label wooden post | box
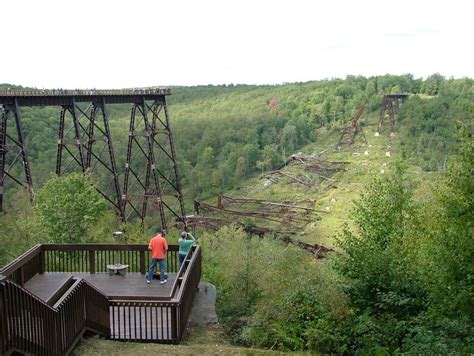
[139,251,146,274]
[19,267,25,286]
[0,279,7,354]
[193,200,200,215]
[39,251,45,274]
[89,250,96,274]
[171,306,179,343]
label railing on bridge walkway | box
[0,243,202,354]
[0,87,171,97]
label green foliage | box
[398,80,474,171]
[201,227,262,325]
[200,226,346,351]
[332,155,474,354]
[0,214,40,267]
[336,165,425,316]
[33,173,107,243]
[407,136,474,319]
[196,128,473,353]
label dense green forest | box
[1,74,473,353]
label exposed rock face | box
[188,282,219,325]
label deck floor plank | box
[24,272,176,301]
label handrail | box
[0,244,182,282]
[0,274,55,311]
[52,278,82,309]
[0,276,110,355]
[46,275,75,306]
[174,245,202,341]
[0,87,171,97]
[42,243,179,251]
[170,245,201,299]
[0,244,42,277]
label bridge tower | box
[0,89,186,231]
[377,94,408,133]
[336,106,367,149]
[0,98,34,211]
[122,95,186,229]
[56,97,124,220]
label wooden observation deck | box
[0,243,201,355]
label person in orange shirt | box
[146,229,168,284]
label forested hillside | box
[1,74,472,204]
[1,75,473,354]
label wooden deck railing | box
[0,243,202,352]
[42,244,181,274]
[175,245,202,338]
[0,244,43,286]
[109,244,202,343]
[0,275,109,356]
[0,244,182,282]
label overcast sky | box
[2,0,473,88]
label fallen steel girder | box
[184,215,298,236]
[263,170,315,187]
[195,200,307,230]
[185,214,334,258]
[281,236,336,258]
[218,195,329,215]
[190,197,335,258]
[276,153,349,174]
[219,195,317,212]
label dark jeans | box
[179,253,187,267]
[147,258,166,282]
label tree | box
[414,137,474,318]
[421,73,445,95]
[280,123,297,153]
[33,173,107,243]
[0,214,38,266]
[261,144,281,171]
[335,166,429,352]
[337,165,423,317]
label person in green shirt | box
[179,231,196,267]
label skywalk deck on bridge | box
[0,87,170,106]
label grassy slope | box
[225,118,430,248]
[73,325,284,355]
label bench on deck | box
[107,263,129,276]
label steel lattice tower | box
[377,94,408,133]
[0,88,186,231]
[336,106,367,149]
